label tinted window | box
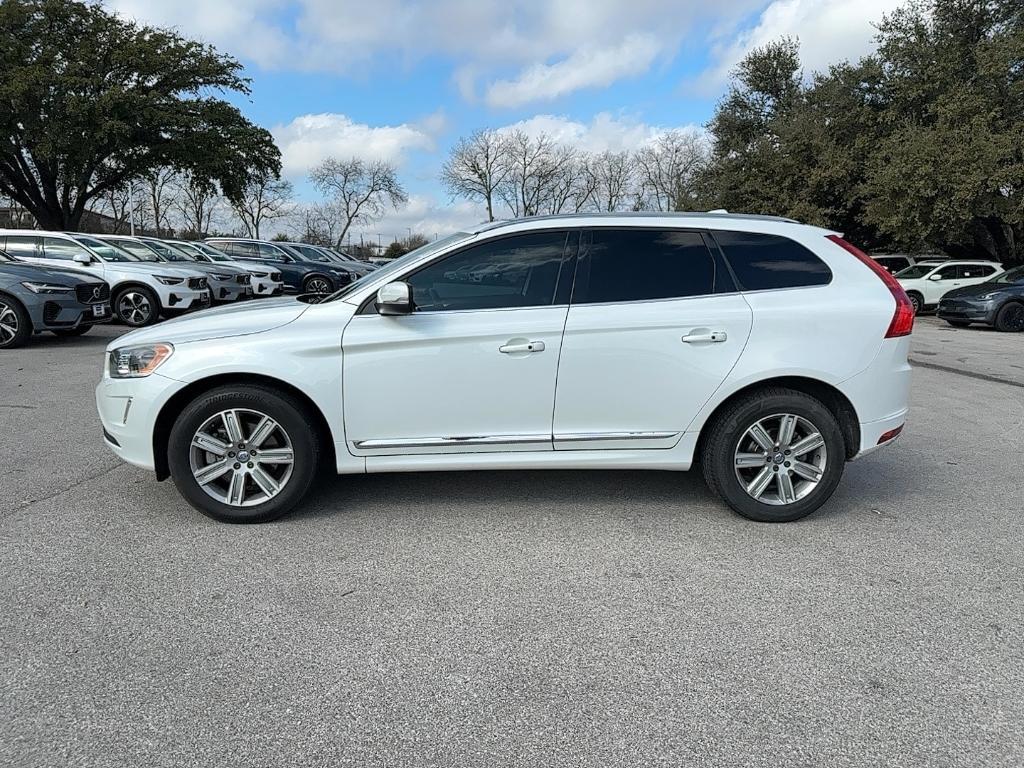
[106,239,160,261]
[574,229,721,304]
[407,231,568,312]
[875,257,909,273]
[255,243,287,261]
[714,231,831,291]
[935,265,959,280]
[42,236,91,261]
[3,235,41,259]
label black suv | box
[205,239,354,295]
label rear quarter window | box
[712,231,832,291]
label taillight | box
[826,234,914,338]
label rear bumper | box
[851,409,907,460]
[836,336,912,456]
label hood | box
[112,261,206,279]
[0,260,97,284]
[944,282,1015,299]
[108,296,311,349]
[174,261,247,276]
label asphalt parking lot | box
[1,317,1022,767]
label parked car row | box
[0,230,376,348]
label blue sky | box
[108,0,902,240]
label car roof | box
[465,211,811,235]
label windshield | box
[144,240,196,262]
[105,238,162,262]
[323,232,473,302]
[74,235,139,262]
[990,265,1024,284]
[895,264,937,279]
[287,243,333,263]
[193,243,232,262]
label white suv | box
[96,214,913,524]
[0,230,211,326]
[896,260,1003,313]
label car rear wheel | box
[907,292,923,315]
[52,325,91,337]
[994,302,1024,333]
[167,385,322,523]
[0,296,31,349]
[303,275,333,295]
[701,388,846,522]
[114,286,159,326]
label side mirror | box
[376,281,413,316]
[928,274,943,281]
[73,253,92,265]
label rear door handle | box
[682,331,728,344]
[499,340,545,354]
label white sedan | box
[896,260,1003,313]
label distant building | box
[0,206,160,236]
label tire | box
[113,285,160,327]
[52,325,91,337]
[0,295,32,349]
[167,385,322,523]
[907,292,923,315]
[303,275,334,295]
[944,319,970,328]
[993,302,1024,333]
[701,388,847,523]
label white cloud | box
[108,0,763,104]
[271,113,439,178]
[485,34,662,108]
[497,113,702,154]
[696,0,904,91]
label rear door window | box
[3,235,41,259]
[958,264,995,279]
[712,231,832,291]
[573,229,725,304]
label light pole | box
[128,179,137,236]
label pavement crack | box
[0,462,124,520]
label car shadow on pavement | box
[293,468,717,523]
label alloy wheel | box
[189,408,295,508]
[733,413,828,506]
[1001,304,1024,332]
[118,291,153,325]
[0,301,18,345]
[306,277,331,294]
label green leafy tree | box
[863,0,1024,264]
[0,0,281,230]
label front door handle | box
[682,331,728,344]
[499,340,545,354]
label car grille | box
[270,272,282,281]
[236,274,251,285]
[188,277,208,290]
[75,283,110,304]
[252,271,269,278]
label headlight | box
[21,281,73,294]
[155,276,184,285]
[109,343,174,378]
[209,273,232,281]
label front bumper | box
[162,288,211,312]
[251,276,283,296]
[96,371,185,471]
[937,297,997,323]
[210,279,254,303]
[28,296,112,330]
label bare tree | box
[584,151,636,212]
[440,129,510,222]
[300,201,344,246]
[496,131,567,218]
[142,167,178,236]
[175,174,224,237]
[85,180,145,233]
[233,175,295,239]
[634,130,709,211]
[309,158,407,247]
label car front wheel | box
[701,388,846,522]
[907,292,923,315]
[167,385,322,523]
[0,296,31,349]
[114,286,160,326]
[303,275,333,295]
[994,302,1024,333]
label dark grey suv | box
[0,249,111,348]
